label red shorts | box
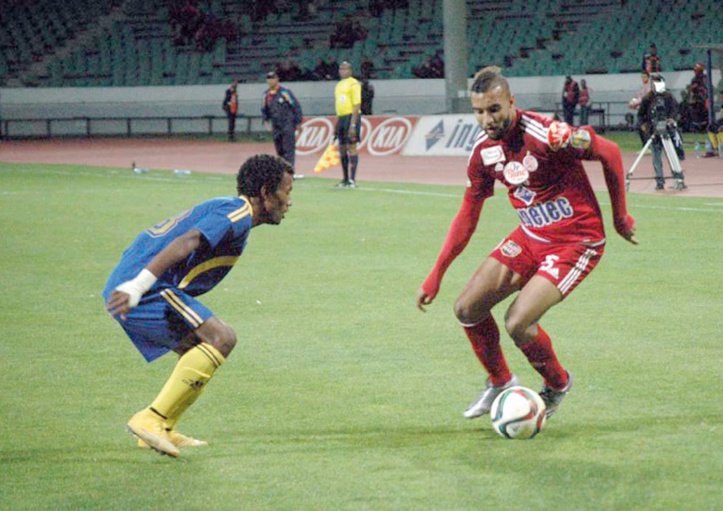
[490,227,605,297]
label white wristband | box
[114,269,157,308]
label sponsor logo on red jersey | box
[503,161,529,185]
[516,197,574,228]
[481,145,505,165]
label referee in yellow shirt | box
[334,61,362,188]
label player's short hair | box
[236,154,294,197]
[470,66,510,95]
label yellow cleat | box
[137,429,208,449]
[127,409,180,458]
[168,429,208,447]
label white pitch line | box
[5,168,723,213]
[356,186,723,213]
[356,187,462,199]
[599,202,723,213]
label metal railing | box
[552,101,636,130]
[1,115,263,138]
[1,102,638,139]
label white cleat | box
[463,374,520,419]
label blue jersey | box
[105,196,252,298]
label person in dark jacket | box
[361,78,374,115]
[222,78,239,141]
[261,71,304,178]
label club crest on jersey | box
[503,161,529,185]
[500,240,522,258]
[547,121,571,151]
[514,186,536,205]
[481,146,506,166]
[523,153,538,172]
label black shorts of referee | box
[335,115,362,144]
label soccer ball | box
[490,386,547,439]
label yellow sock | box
[707,131,718,150]
[149,343,225,427]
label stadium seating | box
[0,0,719,87]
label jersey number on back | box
[146,209,193,238]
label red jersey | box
[465,109,606,246]
[420,108,632,300]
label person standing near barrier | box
[629,71,652,146]
[562,75,579,125]
[416,66,637,420]
[262,70,304,178]
[642,43,662,75]
[222,78,239,141]
[706,103,723,158]
[334,61,362,188]
[579,79,591,126]
[361,77,375,115]
[687,63,709,132]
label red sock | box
[463,315,512,386]
[518,325,569,389]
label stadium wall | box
[1,71,716,131]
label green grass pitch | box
[1,161,721,510]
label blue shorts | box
[103,285,214,362]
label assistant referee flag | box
[313,143,341,173]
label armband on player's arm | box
[421,195,484,299]
[114,269,157,308]
[549,120,597,152]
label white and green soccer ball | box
[490,386,547,439]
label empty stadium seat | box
[1,0,720,86]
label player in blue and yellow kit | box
[104,154,294,458]
[334,61,362,188]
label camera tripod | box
[626,124,686,191]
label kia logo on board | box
[296,117,334,155]
[296,117,413,156]
[361,117,413,156]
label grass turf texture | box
[1,162,721,511]
[601,130,711,153]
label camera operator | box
[638,74,687,190]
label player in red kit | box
[416,66,637,419]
